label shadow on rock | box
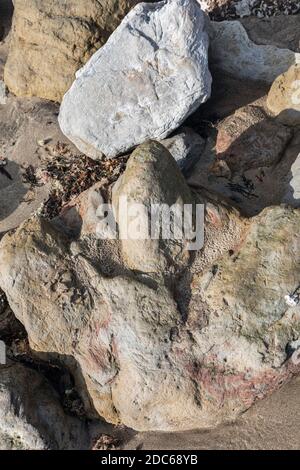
[189,107,300,217]
[0,160,28,222]
[0,0,13,41]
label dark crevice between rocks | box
[0,0,13,41]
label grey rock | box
[239,15,300,52]
[0,80,6,105]
[59,0,211,159]
[161,128,205,174]
[283,152,300,207]
[210,20,300,83]
[0,363,88,449]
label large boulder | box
[0,140,300,431]
[209,19,300,83]
[58,0,211,159]
[239,14,300,52]
[267,64,300,127]
[0,363,88,449]
[4,0,142,102]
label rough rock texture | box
[161,128,205,174]
[124,375,300,450]
[240,15,300,52]
[267,64,300,126]
[283,150,300,206]
[209,19,300,83]
[0,80,6,104]
[4,0,142,102]
[0,140,300,431]
[188,100,299,217]
[112,141,193,275]
[214,103,294,175]
[0,363,88,449]
[58,0,211,159]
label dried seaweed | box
[36,142,128,219]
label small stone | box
[37,138,52,147]
[161,128,205,174]
[0,156,8,167]
[0,81,7,105]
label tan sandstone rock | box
[214,102,293,175]
[112,141,193,275]
[4,0,141,102]
[0,143,300,431]
[267,63,300,126]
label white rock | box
[0,81,7,105]
[58,0,211,159]
[283,152,300,207]
[210,20,300,83]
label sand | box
[121,375,300,449]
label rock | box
[235,0,251,17]
[239,15,300,52]
[213,102,294,175]
[112,141,193,274]
[209,20,300,83]
[283,150,300,207]
[0,175,300,431]
[160,128,205,174]
[200,1,300,20]
[4,0,141,102]
[267,64,300,126]
[0,287,25,343]
[0,363,88,449]
[197,69,269,121]
[58,0,211,159]
[188,106,300,217]
[0,80,6,104]
[0,288,6,316]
